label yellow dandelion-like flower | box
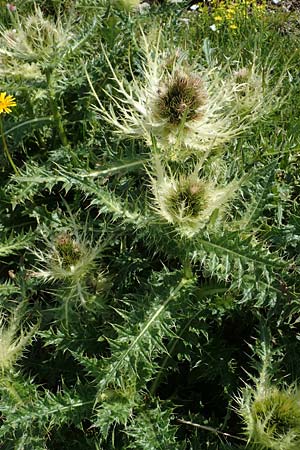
[229,24,238,30]
[0,92,16,114]
[214,15,223,21]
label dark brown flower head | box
[154,71,207,125]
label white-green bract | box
[150,158,240,236]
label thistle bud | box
[31,231,100,284]
[232,65,266,114]
[0,6,73,66]
[54,233,83,270]
[6,4,16,12]
[237,383,300,449]
[151,164,238,235]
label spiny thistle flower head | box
[0,306,37,373]
[0,92,16,114]
[0,6,73,66]
[153,70,207,125]
[234,67,251,83]
[150,159,239,236]
[231,64,268,114]
[90,31,280,160]
[237,382,300,450]
[31,231,101,283]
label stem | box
[0,116,20,176]
[182,257,193,279]
[45,69,69,147]
[177,418,246,442]
[150,315,195,396]
[2,375,23,405]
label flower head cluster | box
[89,30,281,236]
[0,92,16,114]
[93,31,275,161]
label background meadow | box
[0,1,300,449]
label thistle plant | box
[90,31,281,160]
[0,2,298,449]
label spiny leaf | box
[0,232,34,257]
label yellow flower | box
[214,15,223,21]
[229,24,238,30]
[0,92,16,114]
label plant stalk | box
[183,258,193,279]
[0,117,20,176]
[45,69,69,147]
